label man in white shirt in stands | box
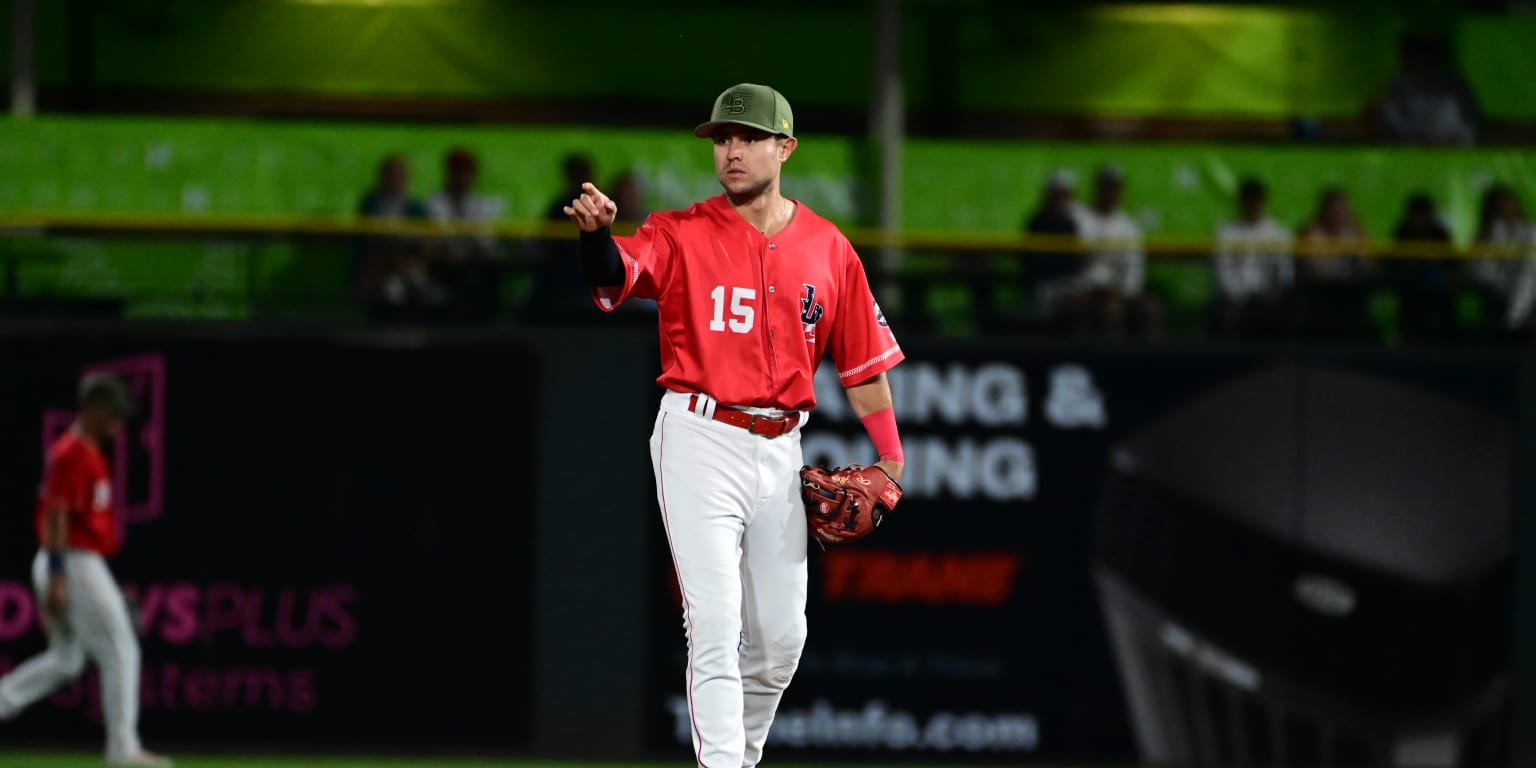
[1212,177,1295,337]
[424,146,507,321]
[1496,228,1536,334]
[426,146,505,260]
[1471,184,1536,334]
[1058,164,1160,338]
[1072,164,1145,298]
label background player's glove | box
[799,464,902,544]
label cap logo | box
[781,119,789,130]
[723,92,752,115]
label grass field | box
[0,758,709,768]
[0,758,705,768]
[0,758,1059,768]
[0,759,814,768]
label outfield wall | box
[0,324,1528,765]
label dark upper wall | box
[4,0,1535,136]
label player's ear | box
[778,136,797,162]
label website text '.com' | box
[668,698,1039,752]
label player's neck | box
[729,187,795,237]
[70,421,101,450]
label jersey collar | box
[710,194,807,243]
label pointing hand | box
[563,182,619,232]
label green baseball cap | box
[693,83,794,139]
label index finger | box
[582,182,603,198]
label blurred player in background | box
[0,374,172,768]
[565,83,905,768]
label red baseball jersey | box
[595,195,903,411]
[35,430,119,557]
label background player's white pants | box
[651,392,809,768]
[0,550,144,760]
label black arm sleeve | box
[579,227,625,287]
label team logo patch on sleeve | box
[801,284,825,343]
[875,298,889,328]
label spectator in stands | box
[1022,170,1083,325]
[428,146,505,258]
[609,171,650,227]
[1378,32,1479,147]
[1212,178,1294,337]
[1298,187,1369,280]
[1389,191,1457,342]
[529,153,599,319]
[1476,184,1530,248]
[530,159,653,320]
[360,153,426,221]
[1060,164,1160,339]
[1393,191,1454,244]
[353,153,443,317]
[1473,184,1536,332]
[1296,186,1370,338]
[545,153,596,223]
[426,146,507,322]
[1073,164,1143,299]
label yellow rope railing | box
[2,212,1532,261]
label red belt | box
[688,394,801,438]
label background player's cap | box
[693,83,794,139]
[78,372,134,418]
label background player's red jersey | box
[595,195,903,411]
[35,430,120,557]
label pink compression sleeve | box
[859,406,904,464]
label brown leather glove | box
[799,464,902,544]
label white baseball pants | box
[0,550,145,761]
[651,391,809,768]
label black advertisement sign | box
[0,331,538,750]
[644,342,1520,766]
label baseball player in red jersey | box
[565,83,906,768]
[0,374,172,768]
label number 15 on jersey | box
[709,285,756,333]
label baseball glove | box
[799,464,902,544]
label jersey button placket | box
[761,241,779,392]
[768,283,776,335]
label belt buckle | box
[748,413,785,437]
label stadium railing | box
[1,214,1531,348]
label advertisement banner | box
[0,331,538,750]
[644,342,1519,765]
